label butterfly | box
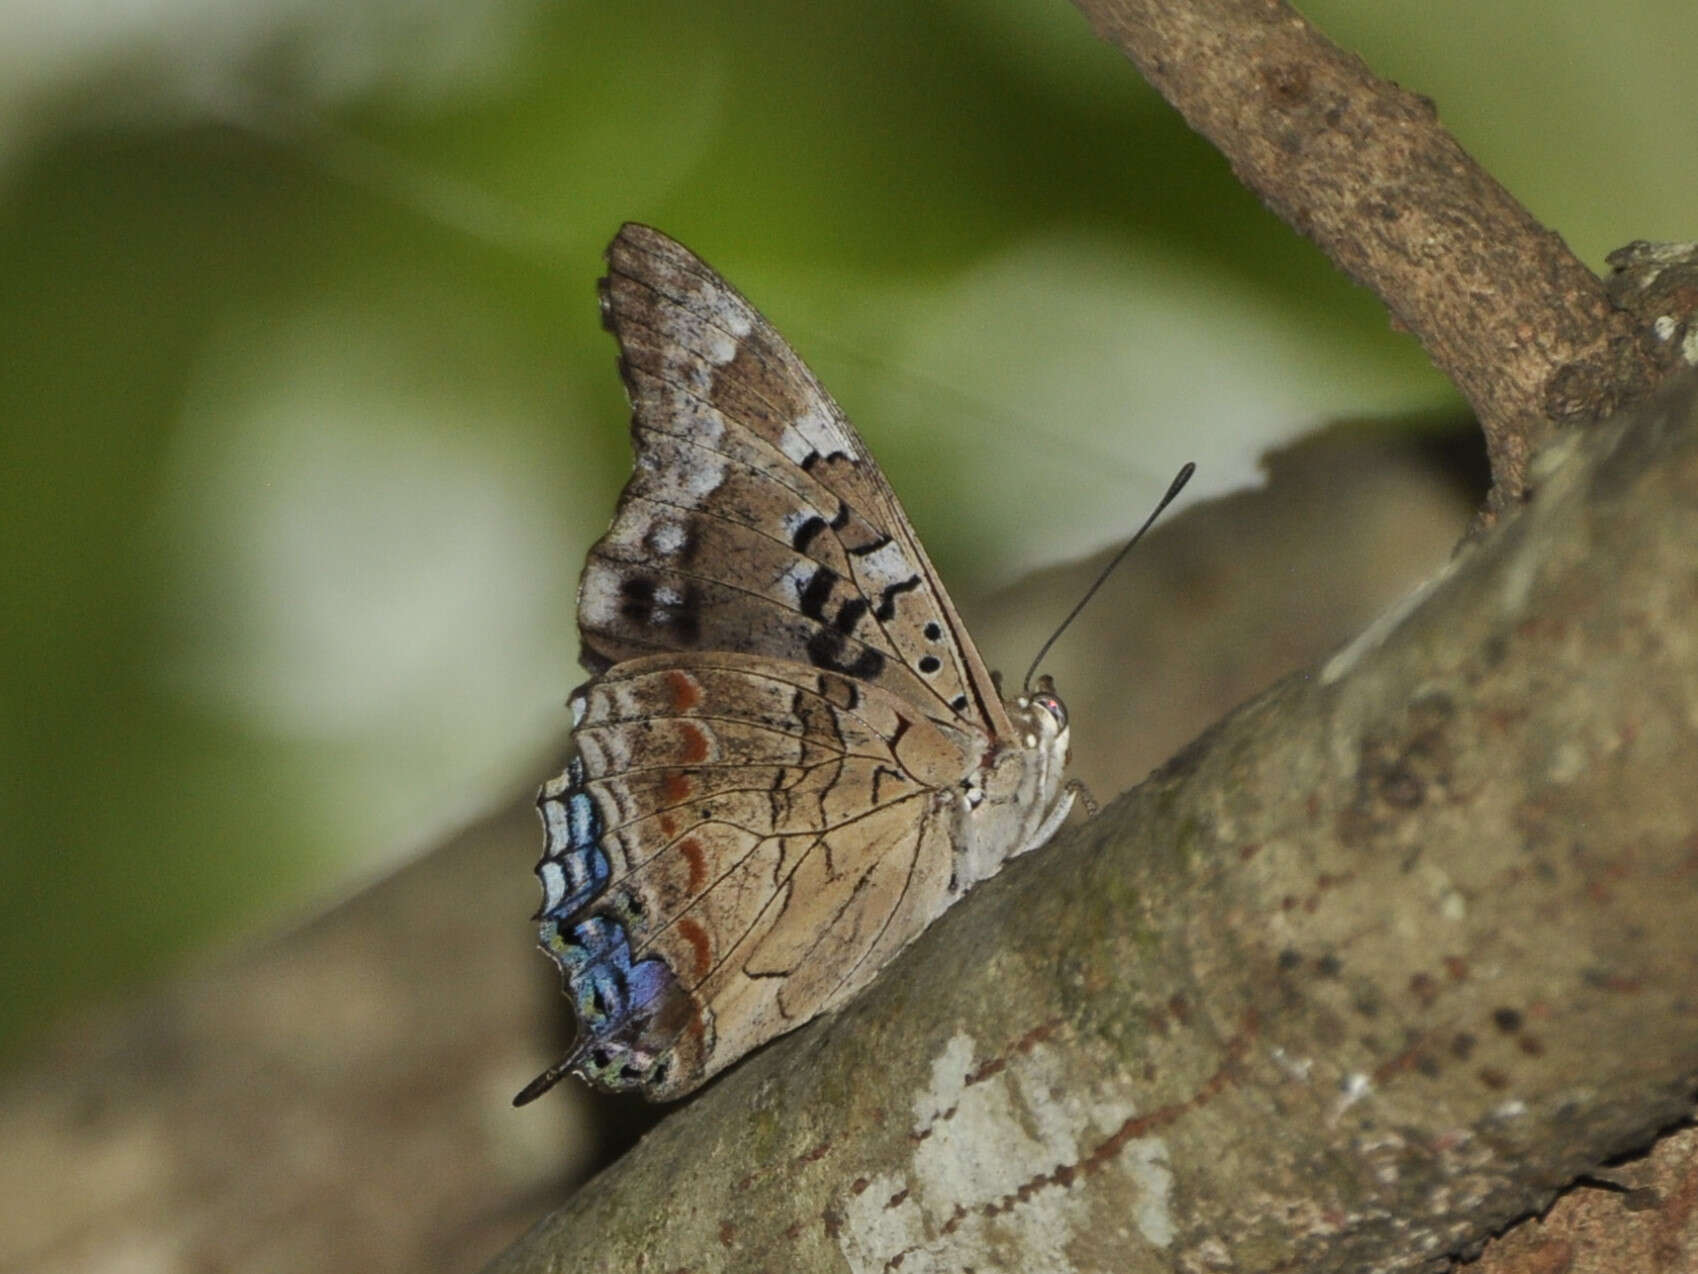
[516,224,1076,1104]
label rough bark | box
[0,431,1474,1274]
[485,376,1698,1272]
[0,798,603,1274]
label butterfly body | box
[526,225,1073,1102]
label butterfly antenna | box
[1022,462,1195,694]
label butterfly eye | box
[1037,694,1068,729]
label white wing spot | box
[579,574,619,628]
[701,326,739,366]
[649,520,688,555]
[777,425,815,465]
[539,860,568,910]
[795,402,858,459]
[679,452,727,499]
[775,559,815,601]
[857,538,915,589]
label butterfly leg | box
[1065,778,1100,819]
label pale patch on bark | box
[1121,1137,1175,1248]
[836,1031,1171,1272]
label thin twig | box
[1071,0,1673,516]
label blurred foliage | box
[1,0,1693,1060]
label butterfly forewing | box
[584,223,1011,735]
[526,224,1073,1103]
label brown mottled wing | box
[579,222,1014,739]
[542,651,976,1098]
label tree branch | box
[1071,0,1679,516]
[0,801,595,1274]
[486,375,1698,1272]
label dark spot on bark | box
[1380,763,1425,807]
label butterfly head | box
[1026,674,1069,750]
[1010,673,1070,769]
[955,673,1073,874]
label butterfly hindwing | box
[536,651,977,1098]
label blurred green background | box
[3,0,1693,1061]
